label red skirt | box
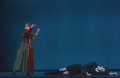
[28,43,34,72]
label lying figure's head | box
[97,66,106,72]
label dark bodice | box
[23,29,35,38]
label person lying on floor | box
[45,62,118,76]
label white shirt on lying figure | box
[59,68,67,71]
[63,71,69,75]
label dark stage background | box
[0,0,120,71]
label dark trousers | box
[45,64,82,75]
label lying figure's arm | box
[109,72,119,76]
[86,72,92,76]
[63,71,69,75]
[59,68,67,71]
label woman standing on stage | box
[13,23,40,75]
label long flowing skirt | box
[13,41,34,73]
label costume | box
[45,64,81,75]
[13,28,36,73]
[45,62,109,75]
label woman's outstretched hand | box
[35,28,40,36]
[31,24,36,28]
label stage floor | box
[0,72,120,78]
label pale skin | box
[25,23,40,33]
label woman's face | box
[25,26,31,30]
[25,23,31,30]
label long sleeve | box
[23,30,36,40]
